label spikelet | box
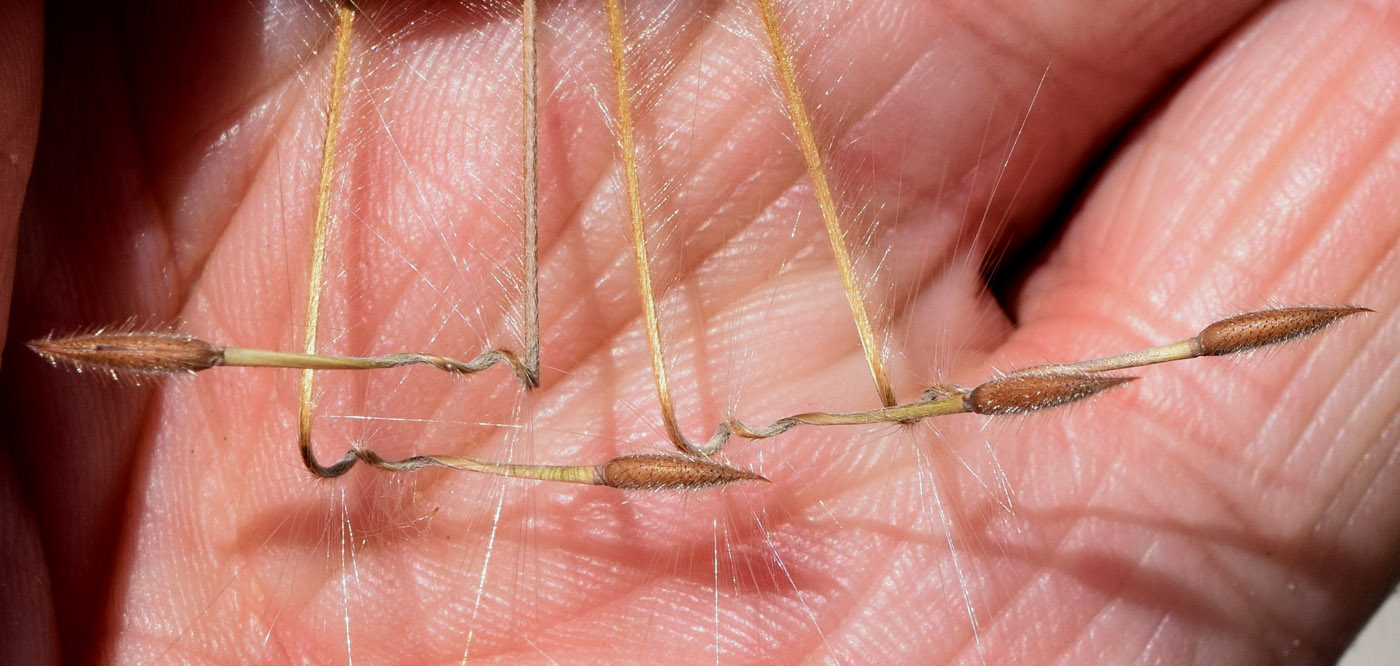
[1195,306,1371,356]
[966,372,1137,415]
[28,329,224,378]
[600,454,768,490]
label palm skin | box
[2,0,1398,664]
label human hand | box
[2,1,1396,664]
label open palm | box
[2,1,1397,664]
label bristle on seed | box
[600,454,768,490]
[28,330,224,377]
[1195,306,1371,356]
[967,372,1137,415]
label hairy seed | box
[600,454,767,490]
[967,373,1137,415]
[29,331,224,376]
[1195,306,1371,356]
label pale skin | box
[2,0,1399,664]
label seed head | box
[1195,306,1371,356]
[600,453,768,490]
[967,372,1137,415]
[29,330,224,378]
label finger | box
[0,1,59,664]
[999,0,1400,659]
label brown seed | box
[28,330,224,377]
[600,453,768,490]
[967,372,1137,415]
[1195,306,1371,356]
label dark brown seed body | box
[28,331,225,376]
[967,373,1136,415]
[1196,306,1371,356]
[600,453,767,490]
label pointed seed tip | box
[728,464,769,483]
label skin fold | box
[2,0,1398,663]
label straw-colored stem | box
[603,0,704,455]
[1012,340,1199,376]
[754,0,896,408]
[224,346,536,381]
[520,0,541,386]
[287,2,581,483]
[298,5,356,477]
